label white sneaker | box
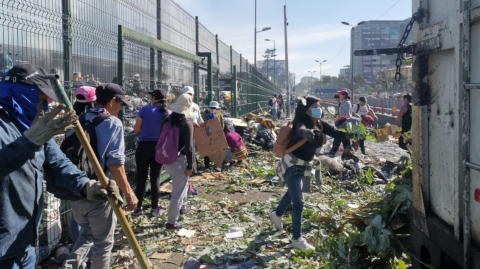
[269,212,283,230]
[292,237,315,251]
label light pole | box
[308,71,316,95]
[265,39,276,84]
[315,59,327,86]
[341,21,365,85]
[254,0,271,68]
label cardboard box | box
[194,118,228,167]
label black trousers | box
[135,141,162,210]
[329,138,351,155]
[359,139,366,151]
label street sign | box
[220,78,232,91]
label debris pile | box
[109,137,413,269]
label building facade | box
[351,18,413,82]
[339,65,350,78]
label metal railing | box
[1,0,281,264]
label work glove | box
[24,103,78,146]
[85,180,123,203]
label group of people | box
[331,89,412,155]
[0,62,414,268]
[269,93,285,121]
[73,72,102,90]
[268,90,413,251]
[0,62,248,269]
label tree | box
[374,70,390,91]
[322,75,332,84]
[352,74,367,94]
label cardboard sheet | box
[194,118,228,159]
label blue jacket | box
[0,110,89,261]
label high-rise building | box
[351,18,413,82]
[339,65,350,78]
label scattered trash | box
[150,252,172,260]
[225,231,243,239]
[177,228,196,238]
[227,226,245,232]
[183,257,201,269]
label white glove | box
[24,103,78,145]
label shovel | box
[46,75,150,269]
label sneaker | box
[361,150,368,155]
[166,222,186,230]
[180,208,192,216]
[151,208,166,216]
[269,212,283,230]
[292,237,315,251]
[187,183,197,196]
[133,207,143,217]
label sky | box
[174,0,412,83]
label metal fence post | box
[195,16,200,101]
[198,52,212,103]
[232,65,237,117]
[61,0,73,102]
[150,48,155,91]
[230,45,233,75]
[215,35,220,102]
[118,25,125,123]
[156,0,162,88]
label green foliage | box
[359,168,377,184]
[346,121,368,141]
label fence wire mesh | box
[0,0,280,264]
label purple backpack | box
[155,121,182,164]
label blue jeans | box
[275,165,306,240]
[271,108,277,121]
[0,246,36,269]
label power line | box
[377,0,404,20]
[329,37,350,63]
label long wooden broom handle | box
[47,75,150,269]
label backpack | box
[56,113,111,200]
[155,119,182,164]
[353,103,360,114]
[335,115,350,127]
[268,98,274,106]
[273,121,307,157]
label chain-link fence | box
[0,0,280,264]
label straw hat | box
[170,94,192,115]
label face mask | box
[309,107,322,119]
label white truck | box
[409,0,480,268]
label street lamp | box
[265,39,276,84]
[254,0,271,68]
[315,59,327,85]
[341,21,366,84]
[308,71,316,95]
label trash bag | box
[183,257,201,269]
[254,129,276,151]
